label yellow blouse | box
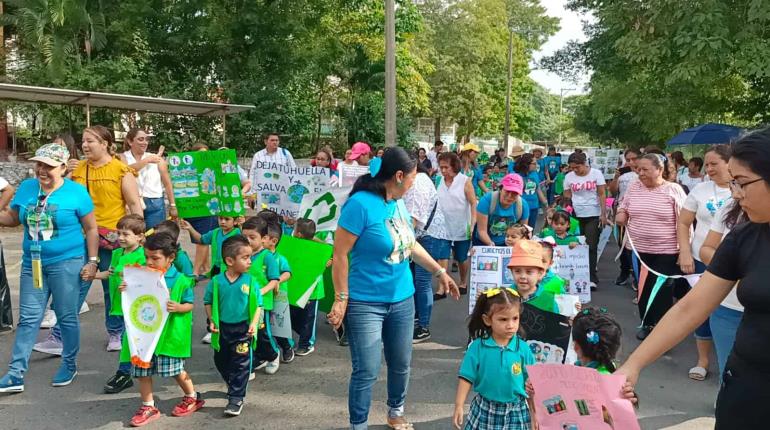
[72,158,135,230]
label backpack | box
[488,191,524,222]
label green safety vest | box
[108,247,146,316]
[249,251,271,310]
[524,289,559,314]
[208,228,241,276]
[209,274,262,352]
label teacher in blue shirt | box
[329,147,459,430]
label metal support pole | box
[222,112,227,147]
[384,0,397,147]
[86,98,91,127]
[503,29,513,150]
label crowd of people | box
[0,126,766,430]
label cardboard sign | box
[121,267,170,368]
[168,149,245,218]
[252,161,330,218]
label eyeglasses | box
[316,157,329,162]
[729,177,763,192]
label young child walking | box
[507,240,558,314]
[154,220,194,277]
[571,307,622,374]
[204,235,263,416]
[505,223,531,247]
[126,233,203,427]
[540,210,580,247]
[453,287,536,430]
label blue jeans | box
[710,305,743,378]
[346,297,414,428]
[414,236,440,329]
[8,256,85,377]
[143,197,166,229]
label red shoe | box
[171,393,205,417]
[130,405,161,427]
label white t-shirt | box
[680,174,705,192]
[427,150,439,172]
[564,168,606,217]
[709,205,743,312]
[683,181,732,262]
[617,171,638,202]
[123,151,163,198]
[0,177,9,191]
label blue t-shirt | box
[521,172,541,209]
[174,247,195,277]
[165,266,194,304]
[201,227,241,268]
[459,336,534,403]
[12,178,94,266]
[544,155,561,179]
[535,158,546,181]
[338,191,416,303]
[476,192,530,246]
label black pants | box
[0,244,12,331]
[289,301,318,349]
[213,321,252,402]
[577,216,600,283]
[715,353,770,429]
[637,253,680,327]
[616,225,633,279]
[253,311,279,363]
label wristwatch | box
[335,292,349,302]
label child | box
[204,235,263,416]
[504,223,531,247]
[125,233,203,427]
[453,287,535,430]
[289,218,327,356]
[571,307,622,374]
[538,241,568,295]
[154,220,194,277]
[99,214,146,395]
[241,217,282,375]
[540,211,580,248]
[477,164,494,198]
[507,240,558,314]
[553,164,568,197]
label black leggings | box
[715,353,770,429]
[637,253,681,327]
[577,216,600,283]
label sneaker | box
[79,302,90,314]
[631,296,639,305]
[171,392,205,417]
[253,360,268,371]
[589,282,597,291]
[51,367,77,387]
[33,332,63,356]
[413,326,431,344]
[201,333,212,344]
[0,373,24,393]
[615,274,629,286]
[636,326,652,341]
[40,309,57,329]
[130,405,161,427]
[281,348,295,363]
[265,356,280,375]
[295,346,315,356]
[107,333,122,352]
[333,326,348,346]
[104,372,134,394]
[224,399,244,417]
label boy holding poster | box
[507,240,559,314]
[124,233,203,427]
[204,235,263,416]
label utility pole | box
[385,0,397,147]
[502,28,513,150]
[559,87,575,146]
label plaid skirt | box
[465,394,531,430]
[132,355,185,378]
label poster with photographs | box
[585,149,622,180]
[552,244,592,303]
[468,246,513,314]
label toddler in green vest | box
[123,233,204,427]
[153,220,194,277]
[181,215,242,278]
[95,214,146,395]
[540,210,580,247]
[204,235,263,417]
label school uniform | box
[250,249,281,363]
[204,273,262,403]
[290,272,325,350]
[200,227,241,277]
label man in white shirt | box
[427,140,443,176]
[248,133,296,187]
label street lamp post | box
[385,0,397,147]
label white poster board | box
[337,164,370,188]
[298,187,351,233]
[122,267,170,368]
[270,286,293,339]
[252,161,330,218]
[468,246,514,314]
[552,244,592,303]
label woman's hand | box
[678,252,695,274]
[452,405,465,429]
[168,205,179,220]
[439,273,461,300]
[600,212,608,226]
[209,322,219,333]
[621,380,638,405]
[80,262,97,281]
[67,159,80,172]
[614,363,640,402]
[327,300,347,329]
[179,219,192,230]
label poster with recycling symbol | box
[121,266,170,369]
[167,149,245,218]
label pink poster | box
[528,364,640,430]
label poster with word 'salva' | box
[168,150,245,218]
[253,161,330,218]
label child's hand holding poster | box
[121,266,170,368]
[528,364,640,430]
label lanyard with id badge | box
[28,189,54,289]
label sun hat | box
[30,143,70,167]
[506,240,547,270]
[500,173,524,194]
[350,142,372,160]
[509,146,526,158]
[461,143,481,153]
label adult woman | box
[459,143,481,193]
[119,129,177,228]
[403,162,448,342]
[328,147,459,430]
[671,150,688,183]
[563,152,607,288]
[513,153,548,228]
[436,152,476,294]
[313,148,337,172]
[617,129,770,429]
[416,147,431,173]
[676,145,732,381]
[475,173,529,246]
[616,154,686,340]
[0,144,98,392]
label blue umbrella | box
[667,123,744,145]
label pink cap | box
[350,142,372,160]
[500,173,524,194]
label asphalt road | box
[0,228,718,429]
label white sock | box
[142,400,155,407]
[185,392,196,399]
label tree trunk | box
[434,116,441,143]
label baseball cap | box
[500,173,524,194]
[350,142,372,160]
[507,240,547,270]
[30,143,69,167]
[461,143,481,153]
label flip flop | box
[387,416,414,430]
[433,293,447,301]
[688,366,708,381]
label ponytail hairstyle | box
[514,153,535,176]
[84,125,117,156]
[350,146,416,199]
[670,150,687,168]
[468,288,523,341]
[505,223,531,241]
[705,144,731,163]
[124,128,145,151]
[641,152,671,181]
[572,307,622,372]
[551,210,571,226]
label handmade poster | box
[276,236,333,307]
[298,187,351,233]
[468,246,514,314]
[121,266,170,368]
[168,149,245,218]
[270,285,293,339]
[337,164,370,187]
[528,364,640,430]
[552,244,591,303]
[252,161,330,218]
[521,303,573,365]
[318,267,336,314]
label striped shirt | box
[620,180,686,254]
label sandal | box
[387,416,414,430]
[688,366,708,381]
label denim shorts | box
[434,239,471,263]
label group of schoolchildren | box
[99,209,326,427]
